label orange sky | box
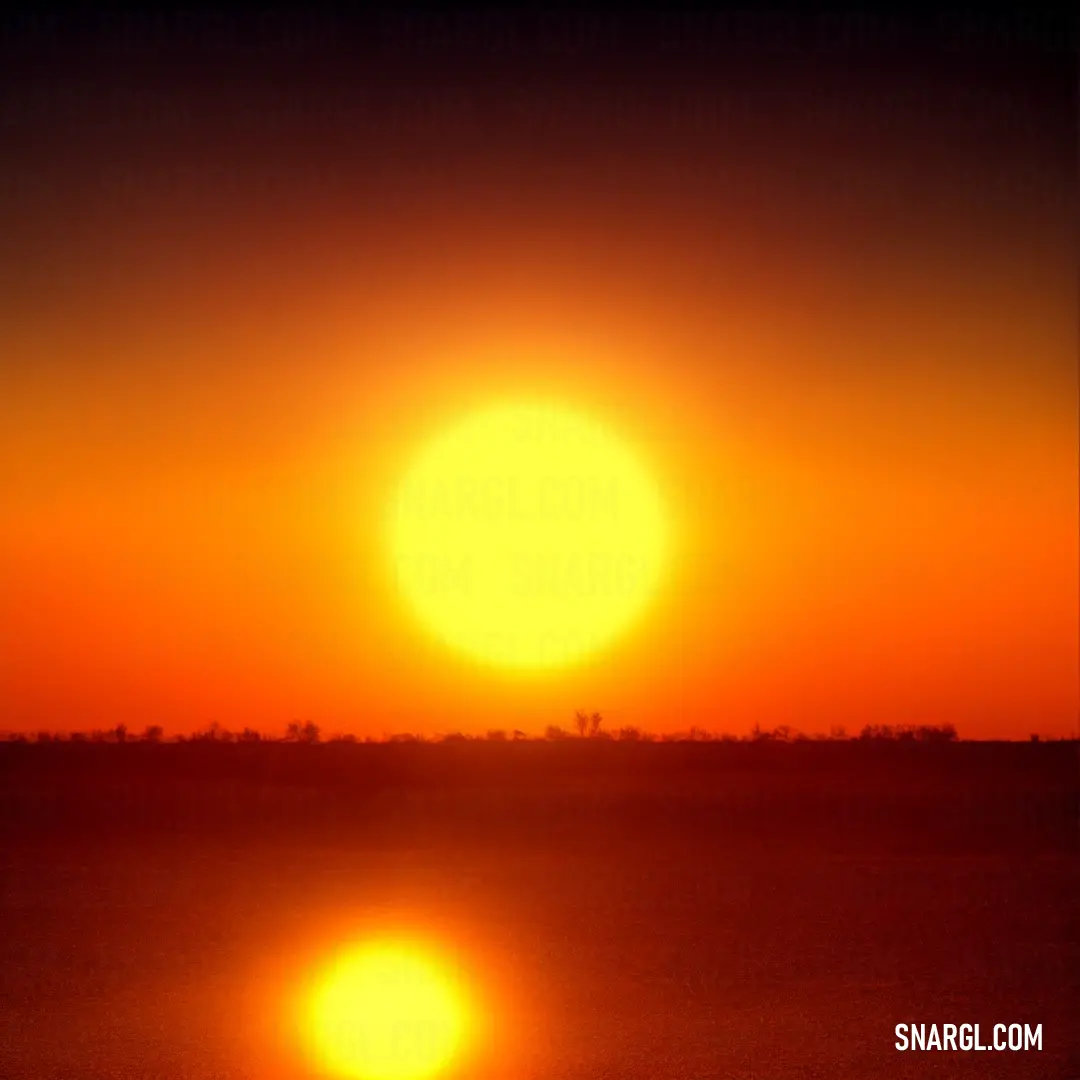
[1,15,1076,739]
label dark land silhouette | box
[2,726,1076,851]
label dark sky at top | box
[2,9,1074,210]
[2,10,1075,361]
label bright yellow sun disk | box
[389,401,667,671]
[306,943,468,1080]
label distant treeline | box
[0,716,976,745]
[2,726,1076,856]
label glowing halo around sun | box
[304,941,469,1080]
[388,401,668,672]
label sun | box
[304,941,469,1080]
[388,400,668,671]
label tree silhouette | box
[589,712,603,737]
[285,720,321,744]
[141,724,164,743]
[917,723,957,743]
[574,710,589,737]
